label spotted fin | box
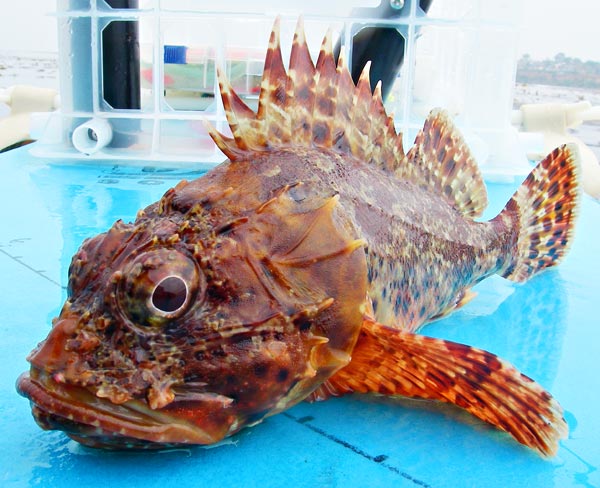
[206,17,494,216]
[257,17,291,144]
[204,17,406,173]
[405,109,488,218]
[497,144,581,282]
[311,317,567,457]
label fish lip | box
[16,369,221,448]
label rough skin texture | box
[17,18,580,456]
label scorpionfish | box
[17,18,580,456]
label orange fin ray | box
[331,52,355,154]
[367,82,404,172]
[349,63,374,162]
[206,17,491,210]
[205,18,409,170]
[498,144,581,282]
[286,17,317,145]
[312,28,337,147]
[257,16,291,144]
[203,122,249,161]
[405,109,488,218]
[313,318,567,457]
[216,69,262,152]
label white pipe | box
[0,85,59,151]
[512,102,600,199]
[72,118,113,155]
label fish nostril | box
[151,276,188,314]
[26,317,79,370]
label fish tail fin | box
[496,144,581,282]
[311,318,567,457]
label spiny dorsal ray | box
[205,17,488,219]
[205,17,402,164]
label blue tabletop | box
[1,145,599,488]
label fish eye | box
[117,249,203,328]
[151,276,188,314]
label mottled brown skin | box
[17,19,578,455]
[16,143,566,450]
[186,148,514,332]
[17,155,367,447]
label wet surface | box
[1,145,599,487]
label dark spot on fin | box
[321,318,568,457]
[204,16,407,175]
[497,144,581,282]
[405,109,488,218]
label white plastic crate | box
[34,0,523,174]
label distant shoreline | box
[0,52,58,90]
[514,82,600,108]
[516,53,600,90]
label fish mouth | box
[16,368,230,449]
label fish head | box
[17,180,368,448]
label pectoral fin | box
[311,317,567,457]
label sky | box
[0,0,599,62]
[517,0,600,61]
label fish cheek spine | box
[168,190,370,430]
[76,186,367,435]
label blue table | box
[1,145,599,487]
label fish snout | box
[26,315,81,374]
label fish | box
[16,18,580,457]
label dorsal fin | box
[330,51,355,154]
[204,17,407,167]
[205,18,486,219]
[285,17,317,145]
[257,16,291,144]
[404,109,488,218]
[312,28,337,147]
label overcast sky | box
[517,0,600,61]
[0,0,598,62]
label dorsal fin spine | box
[286,17,317,145]
[404,109,488,218]
[332,52,354,153]
[313,28,337,147]
[349,62,373,162]
[207,18,486,219]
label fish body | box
[163,140,510,334]
[17,19,580,456]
